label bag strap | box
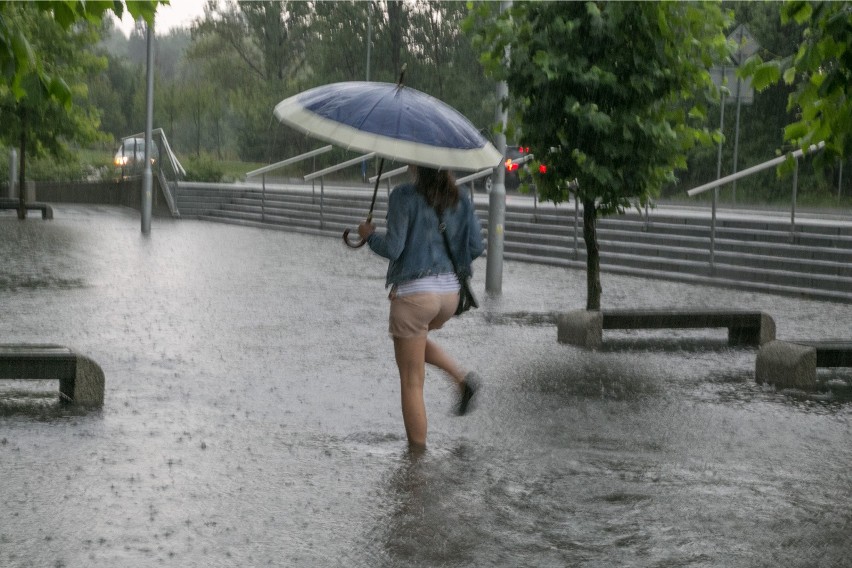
[435,208,463,277]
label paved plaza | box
[1,205,850,567]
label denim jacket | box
[367,183,485,287]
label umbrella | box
[274,81,501,172]
[273,74,501,247]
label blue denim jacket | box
[367,183,485,287]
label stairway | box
[175,181,852,303]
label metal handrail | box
[366,165,408,198]
[368,166,408,184]
[455,168,493,185]
[686,142,825,197]
[686,141,825,271]
[245,145,332,178]
[243,145,336,224]
[300,153,376,229]
[456,168,493,201]
[304,153,375,181]
[123,128,185,218]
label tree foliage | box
[673,2,803,201]
[741,1,852,166]
[0,0,158,218]
[0,0,159,102]
[406,1,491,128]
[468,1,730,308]
[0,6,104,157]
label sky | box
[115,0,208,36]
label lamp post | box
[141,19,155,234]
[728,24,759,205]
[486,0,511,296]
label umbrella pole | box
[343,158,385,248]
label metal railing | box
[122,129,185,217]
[304,153,375,229]
[368,165,409,200]
[245,145,333,222]
[686,141,826,272]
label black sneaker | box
[455,372,480,416]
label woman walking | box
[358,166,485,449]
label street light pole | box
[711,77,727,273]
[141,21,155,234]
[366,14,372,81]
[731,74,742,204]
[485,0,511,296]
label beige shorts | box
[388,292,459,338]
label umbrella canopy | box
[274,81,502,172]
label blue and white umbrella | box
[275,78,500,248]
[274,81,501,172]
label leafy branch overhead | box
[0,0,160,103]
[740,1,852,165]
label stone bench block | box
[557,308,775,349]
[557,310,603,349]
[62,354,106,406]
[755,340,817,389]
[0,345,104,406]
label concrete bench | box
[0,198,54,219]
[756,340,852,389]
[0,344,104,406]
[557,308,776,349]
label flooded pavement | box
[1,205,851,567]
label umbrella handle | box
[343,158,385,250]
[342,228,367,249]
[343,212,373,248]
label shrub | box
[183,154,224,182]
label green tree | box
[0,0,161,217]
[191,0,312,161]
[408,1,493,128]
[386,0,408,81]
[309,0,374,83]
[669,2,852,205]
[469,1,730,309]
[193,0,310,86]
[156,78,181,144]
[741,1,852,168]
[1,6,106,188]
[0,0,158,102]
[305,1,492,129]
[674,2,802,203]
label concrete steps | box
[175,182,852,303]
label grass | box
[78,147,114,168]
[215,159,268,180]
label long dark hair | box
[414,167,459,213]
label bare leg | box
[426,337,479,416]
[424,339,465,386]
[393,335,428,447]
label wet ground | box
[1,205,851,567]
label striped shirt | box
[394,273,460,297]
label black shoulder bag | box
[436,209,478,316]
